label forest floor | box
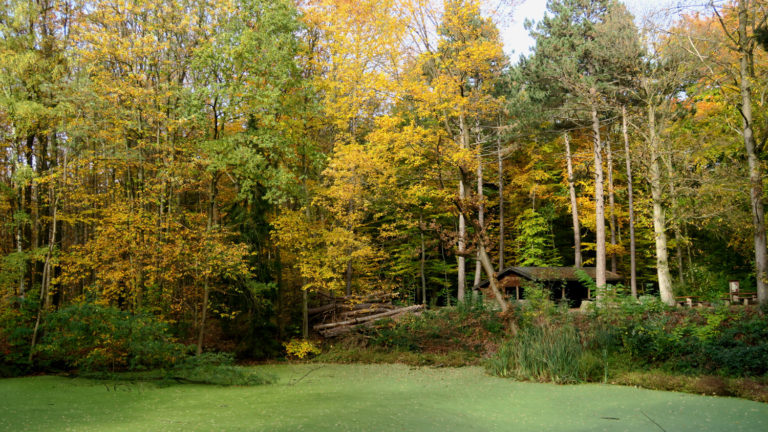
[2,364,767,431]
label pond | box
[1,364,767,431]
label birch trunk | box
[564,133,582,268]
[622,106,638,298]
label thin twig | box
[641,411,668,432]
[288,365,325,386]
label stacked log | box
[309,292,423,337]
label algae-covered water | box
[1,364,767,431]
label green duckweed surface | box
[1,364,767,431]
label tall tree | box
[408,0,507,303]
[529,0,642,290]
[621,106,638,297]
[694,0,768,304]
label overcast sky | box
[501,0,685,58]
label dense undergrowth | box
[0,303,271,386]
[4,289,768,399]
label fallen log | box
[320,326,353,338]
[313,304,423,331]
[338,306,394,319]
[338,302,394,312]
[319,308,419,337]
[308,303,336,315]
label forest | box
[2,0,768,379]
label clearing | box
[1,364,767,431]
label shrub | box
[0,295,38,376]
[284,339,321,359]
[519,281,556,326]
[170,352,274,386]
[486,324,583,384]
[34,304,185,372]
[701,315,768,376]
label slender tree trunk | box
[590,104,607,290]
[674,224,685,286]
[684,224,694,271]
[302,288,309,338]
[420,215,427,305]
[16,185,25,298]
[497,130,505,270]
[345,261,353,297]
[473,147,484,288]
[564,133,582,267]
[43,188,56,309]
[196,280,209,356]
[302,178,311,337]
[606,139,617,273]
[197,176,217,355]
[276,246,284,340]
[663,149,685,286]
[737,0,767,304]
[647,103,676,306]
[457,113,469,302]
[29,192,58,363]
[622,106,637,298]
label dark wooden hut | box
[473,267,622,307]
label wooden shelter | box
[473,266,622,307]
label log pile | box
[310,291,424,338]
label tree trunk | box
[454,186,507,311]
[497,130,505,270]
[345,260,353,297]
[420,215,427,305]
[478,244,507,312]
[648,103,675,306]
[663,148,685,286]
[43,186,57,309]
[606,139,617,274]
[473,146,484,288]
[16,185,25,298]
[302,288,309,338]
[564,133,582,267]
[29,191,58,363]
[196,280,209,356]
[737,0,767,305]
[674,224,685,286]
[197,175,217,355]
[622,106,638,298]
[590,104,607,290]
[457,113,469,302]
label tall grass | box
[486,324,583,384]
